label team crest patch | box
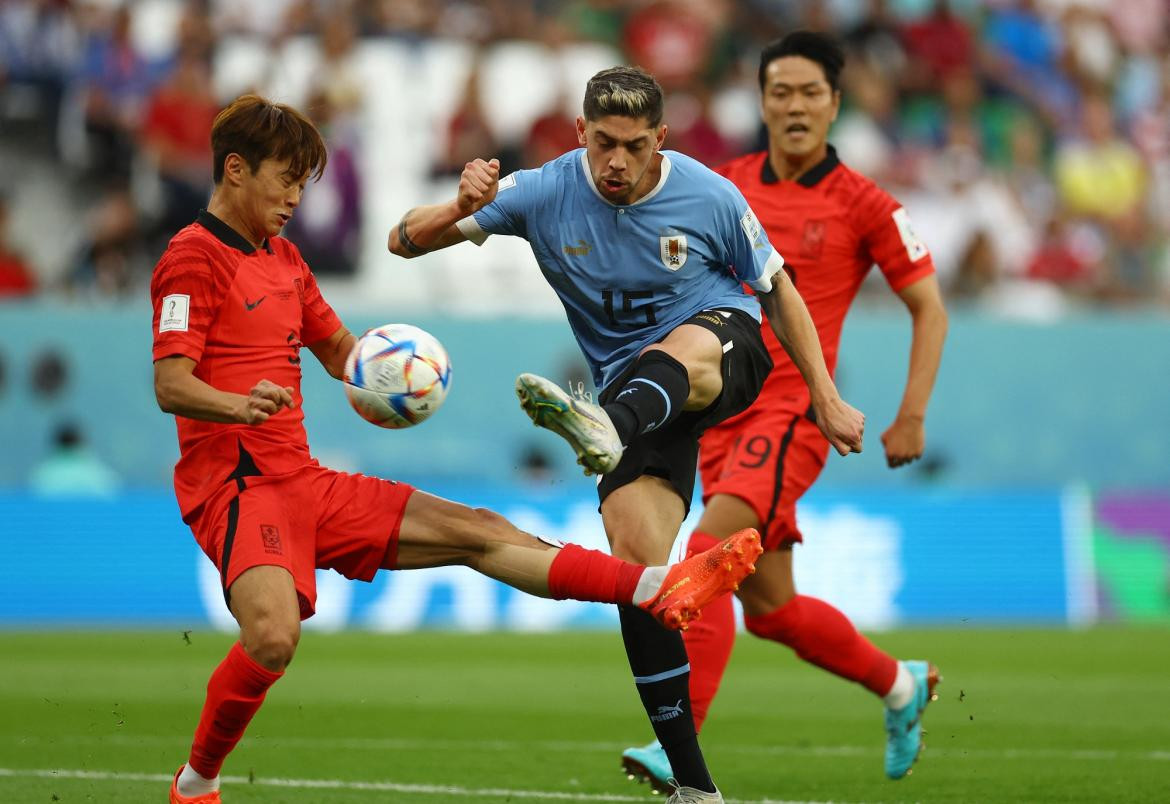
[660,234,688,270]
[801,219,826,259]
[260,524,283,555]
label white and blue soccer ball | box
[343,323,452,429]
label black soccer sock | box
[618,605,716,792]
[602,350,691,445]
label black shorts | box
[596,308,773,514]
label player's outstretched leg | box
[884,660,941,779]
[515,373,623,475]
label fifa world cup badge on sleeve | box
[159,294,190,333]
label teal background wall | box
[1,303,1165,491]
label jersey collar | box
[579,149,673,207]
[196,209,275,254]
[761,144,840,187]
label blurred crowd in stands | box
[1,0,1169,313]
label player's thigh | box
[700,409,803,540]
[394,489,534,570]
[696,493,760,538]
[228,564,301,666]
[311,468,419,574]
[737,547,796,618]
[601,474,685,564]
[642,323,725,408]
[192,478,313,617]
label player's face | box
[578,115,666,204]
[761,56,840,158]
[239,157,308,239]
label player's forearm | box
[155,370,250,424]
[896,301,948,421]
[759,278,838,407]
[387,202,464,258]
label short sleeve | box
[150,246,221,363]
[720,183,785,293]
[463,168,543,244]
[855,186,935,293]
[299,263,343,345]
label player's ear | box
[655,124,667,149]
[223,153,246,186]
[576,116,587,146]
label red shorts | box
[190,463,414,619]
[699,407,829,551]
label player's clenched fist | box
[815,397,865,456]
[239,379,295,425]
[457,158,500,214]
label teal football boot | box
[885,660,940,779]
[621,739,673,794]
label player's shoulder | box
[154,223,225,274]
[665,150,746,200]
[826,157,900,212]
[714,150,767,182]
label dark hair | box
[211,94,327,184]
[583,66,664,127]
[758,31,846,92]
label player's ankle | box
[633,566,668,604]
[882,661,916,710]
[178,763,220,796]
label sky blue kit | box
[458,148,785,389]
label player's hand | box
[457,158,500,214]
[239,380,295,425]
[881,415,925,468]
[814,396,865,456]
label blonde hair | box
[583,67,664,127]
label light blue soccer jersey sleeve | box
[455,168,543,243]
[714,176,784,294]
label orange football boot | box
[640,528,762,630]
[170,766,222,804]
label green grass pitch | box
[1,627,1167,803]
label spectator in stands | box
[433,55,520,178]
[75,5,160,182]
[67,183,145,298]
[0,194,36,297]
[139,46,220,246]
[902,0,975,92]
[1054,92,1146,225]
[284,90,363,276]
[0,0,78,151]
[30,421,121,498]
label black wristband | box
[398,216,427,255]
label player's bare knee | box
[472,506,524,543]
[242,618,300,671]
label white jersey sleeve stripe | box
[456,215,489,246]
[747,250,785,293]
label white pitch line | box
[5,734,1170,762]
[0,768,849,804]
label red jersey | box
[151,210,342,520]
[717,146,935,414]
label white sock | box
[882,661,916,710]
[633,566,668,604]
[177,763,220,796]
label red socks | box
[680,531,737,733]
[744,595,897,696]
[188,641,283,778]
[547,543,644,603]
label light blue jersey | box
[457,149,785,389]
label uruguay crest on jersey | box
[660,232,687,271]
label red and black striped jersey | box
[151,210,342,519]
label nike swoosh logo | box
[245,296,266,311]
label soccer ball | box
[343,323,452,429]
